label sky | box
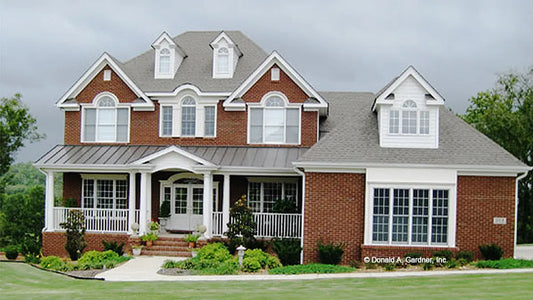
[1,0,532,163]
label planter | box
[159,217,169,234]
[132,248,142,256]
[188,242,196,249]
[191,251,198,258]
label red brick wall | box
[42,231,130,257]
[64,65,318,147]
[303,172,366,265]
[456,176,515,259]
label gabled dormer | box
[210,31,242,79]
[373,66,445,149]
[152,32,186,79]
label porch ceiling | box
[35,145,309,170]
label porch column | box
[202,172,213,238]
[222,174,230,234]
[44,170,55,231]
[128,172,136,235]
[139,172,151,235]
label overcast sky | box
[1,0,532,163]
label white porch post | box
[222,174,230,234]
[202,172,213,238]
[128,172,136,234]
[139,172,151,235]
[44,170,55,231]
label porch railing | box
[53,207,140,233]
[212,212,302,238]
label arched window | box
[83,93,129,142]
[216,47,229,74]
[181,96,196,136]
[159,48,171,74]
[249,93,300,144]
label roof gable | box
[223,51,328,115]
[57,53,153,110]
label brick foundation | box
[42,231,130,257]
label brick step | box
[147,245,192,251]
[153,240,189,247]
[141,249,192,257]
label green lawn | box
[2,262,533,299]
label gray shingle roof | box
[301,92,526,168]
[120,31,268,93]
[36,145,308,170]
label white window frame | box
[160,105,173,137]
[81,92,130,143]
[181,96,196,137]
[158,48,171,74]
[158,95,217,138]
[81,174,128,210]
[365,184,456,248]
[246,177,299,213]
[216,47,230,75]
[247,91,301,145]
[204,105,217,137]
[389,100,430,136]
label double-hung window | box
[249,94,300,144]
[247,180,298,213]
[389,100,429,135]
[159,48,171,74]
[217,47,229,74]
[82,177,128,210]
[83,93,129,142]
[371,187,449,245]
[204,106,216,137]
[181,97,196,136]
[159,97,216,137]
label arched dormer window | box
[249,93,300,144]
[389,100,429,135]
[181,96,196,136]
[159,48,171,74]
[216,47,229,74]
[83,93,129,142]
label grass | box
[2,262,533,299]
[269,263,355,274]
[475,258,533,269]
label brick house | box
[35,31,530,263]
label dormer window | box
[389,100,429,135]
[248,92,300,144]
[216,48,229,74]
[159,48,171,74]
[82,93,129,143]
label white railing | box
[53,207,140,233]
[211,212,302,238]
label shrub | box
[272,238,302,266]
[60,210,87,261]
[457,258,469,267]
[242,248,281,272]
[173,243,238,275]
[349,260,362,268]
[225,195,257,251]
[272,198,298,213]
[102,240,124,256]
[403,252,423,259]
[445,259,459,269]
[242,257,262,272]
[317,241,344,265]
[365,263,377,269]
[432,250,454,261]
[24,253,41,264]
[77,250,130,270]
[20,233,41,256]
[5,245,19,259]
[159,200,171,218]
[474,258,533,269]
[40,256,65,270]
[141,233,159,242]
[422,263,433,270]
[479,243,503,260]
[269,263,355,274]
[456,251,474,263]
[383,263,395,271]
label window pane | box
[192,188,203,215]
[97,125,115,141]
[98,109,115,124]
[159,55,170,73]
[265,109,284,143]
[115,180,127,209]
[402,111,417,134]
[162,106,173,136]
[412,189,429,244]
[286,109,299,143]
[116,108,129,142]
[284,182,297,206]
[98,97,115,107]
[263,182,282,213]
[432,190,448,244]
[217,52,229,74]
[389,110,399,134]
[250,108,263,143]
[392,189,409,243]
[175,187,187,214]
[204,106,215,137]
[372,188,389,242]
[265,96,284,107]
[96,180,114,209]
[248,182,262,213]
[84,109,96,141]
[420,111,429,134]
[83,179,94,208]
[181,106,196,136]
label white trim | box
[246,177,299,183]
[146,84,231,97]
[223,51,328,116]
[81,174,128,180]
[57,53,153,109]
[34,165,153,172]
[131,145,216,167]
[80,92,131,143]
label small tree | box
[225,195,256,252]
[60,210,87,260]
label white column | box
[139,172,150,235]
[44,170,55,231]
[222,174,231,234]
[128,172,136,234]
[202,172,213,238]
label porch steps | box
[140,236,207,257]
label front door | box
[169,184,203,231]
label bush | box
[5,245,18,259]
[403,252,423,259]
[77,250,130,270]
[242,248,281,272]
[269,263,355,274]
[172,243,238,275]
[40,256,65,270]
[479,243,503,260]
[24,253,41,264]
[242,257,262,272]
[457,258,469,267]
[159,200,170,218]
[422,263,433,270]
[141,233,158,242]
[445,259,459,269]
[475,258,533,269]
[456,251,474,263]
[60,210,87,261]
[272,238,301,266]
[349,260,362,268]
[102,240,124,256]
[432,250,454,261]
[20,233,41,256]
[383,263,395,271]
[317,241,344,265]
[225,195,257,251]
[272,198,298,213]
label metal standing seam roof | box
[35,145,309,170]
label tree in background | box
[0,94,43,176]
[461,66,533,243]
